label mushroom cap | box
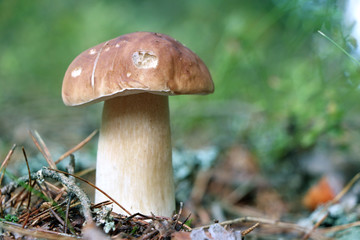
[62,32,214,106]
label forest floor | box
[1,132,360,240]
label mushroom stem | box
[95,93,175,216]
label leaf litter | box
[1,132,360,239]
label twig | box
[0,145,17,216]
[29,130,57,170]
[319,221,360,234]
[302,172,360,240]
[174,202,183,231]
[139,229,158,240]
[91,201,113,209]
[179,214,192,231]
[1,167,93,224]
[22,147,32,212]
[0,221,80,240]
[55,130,98,165]
[21,181,36,228]
[49,207,65,228]
[66,155,76,185]
[7,186,27,209]
[126,212,155,221]
[75,168,95,178]
[43,181,62,200]
[193,216,261,230]
[332,172,360,203]
[22,147,33,228]
[49,168,132,216]
[242,223,259,236]
[15,189,29,212]
[54,188,65,202]
[21,203,32,228]
[64,195,72,234]
[65,155,75,234]
[0,144,16,186]
[36,181,53,201]
[25,201,79,226]
[194,216,326,239]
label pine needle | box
[318,30,360,65]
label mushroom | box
[62,32,214,216]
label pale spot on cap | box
[132,51,158,69]
[89,49,97,55]
[71,67,82,78]
[115,43,120,48]
[104,47,110,52]
[126,72,132,77]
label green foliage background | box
[1,0,360,181]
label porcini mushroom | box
[62,32,214,216]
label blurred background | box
[1,0,360,232]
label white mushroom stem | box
[95,93,175,216]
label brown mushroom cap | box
[62,32,214,106]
